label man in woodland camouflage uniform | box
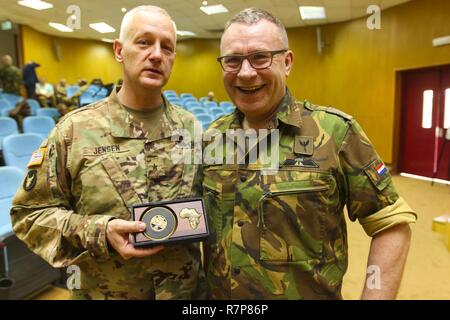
[202,8,417,300]
[11,6,202,299]
[0,55,23,95]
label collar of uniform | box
[209,108,243,134]
[107,87,179,139]
[274,88,302,130]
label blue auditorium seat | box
[26,99,40,115]
[190,107,208,115]
[1,94,22,106]
[0,107,14,117]
[36,108,60,119]
[181,97,197,105]
[179,93,194,99]
[0,98,12,110]
[196,114,213,130]
[163,90,177,97]
[203,101,218,109]
[0,166,61,300]
[0,166,24,240]
[184,101,202,110]
[66,86,80,99]
[2,133,43,170]
[23,116,55,139]
[0,117,19,151]
[209,107,226,119]
[220,101,234,108]
[167,98,183,107]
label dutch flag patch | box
[375,162,387,176]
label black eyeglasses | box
[217,49,288,72]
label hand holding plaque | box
[131,198,209,247]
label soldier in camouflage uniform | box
[11,6,202,299]
[0,55,23,95]
[202,8,417,299]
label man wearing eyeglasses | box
[202,8,416,299]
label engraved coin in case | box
[141,206,177,240]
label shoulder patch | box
[23,169,38,191]
[27,147,46,168]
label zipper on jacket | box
[257,185,329,230]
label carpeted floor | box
[34,175,450,300]
[342,175,450,299]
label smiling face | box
[220,19,293,121]
[114,10,176,91]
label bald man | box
[11,6,203,299]
[0,55,23,95]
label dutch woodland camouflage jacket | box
[202,89,416,300]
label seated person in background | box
[90,78,103,87]
[69,79,89,106]
[207,91,218,103]
[99,83,115,97]
[35,77,56,108]
[9,100,31,132]
[55,102,76,121]
[55,78,68,104]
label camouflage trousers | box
[70,245,202,300]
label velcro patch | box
[283,157,319,168]
[365,159,390,191]
[27,148,46,168]
[294,136,314,156]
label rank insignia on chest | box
[282,157,319,168]
[294,136,314,156]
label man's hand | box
[106,219,164,260]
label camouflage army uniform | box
[11,89,203,299]
[0,65,23,95]
[202,89,416,300]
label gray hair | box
[223,8,289,47]
[119,5,177,43]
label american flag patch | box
[27,148,46,168]
[375,162,387,176]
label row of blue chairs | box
[0,85,108,111]
[162,91,236,129]
[0,93,23,108]
[0,166,24,239]
[79,86,109,106]
[1,133,43,170]
[0,95,62,118]
[0,165,62,299]
[0,116,54,150]
[0,106,61,119]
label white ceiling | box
[0,0,412,41]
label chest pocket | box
[202,167,236,247]
[259,170,334,267]
[77,155,142,219]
